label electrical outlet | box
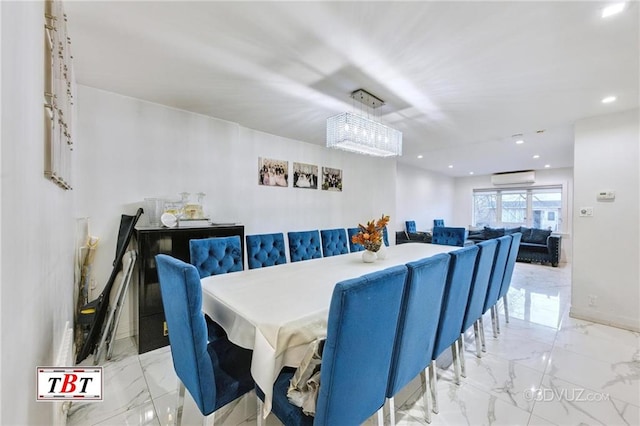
[588,295,597,307]
[579,207,593,217]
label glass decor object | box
[326,89,402,157]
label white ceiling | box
[64,1,639,177]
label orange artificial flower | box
[351,214,390,252]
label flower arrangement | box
[351,214,390,252]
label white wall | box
[572,109,639,331]
[1,2,76,424]
[395,163,455,232]
[452,168,574,263]
[74,85,397,340]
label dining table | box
[200,242,460,417]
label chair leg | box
[387,397,395,426]
[473,321,482,358]
[420,368,432,424]
[203,412,214,426]
[451,341,460,385]
[479,317,487,352]
[495,305,501,334]
[256,398,264,426]
[430,361,439,414]
[458,335,467,378]
[490,306,498,338]
[376,405,384,425]
[176,380,186,426]
[503,294,510,323]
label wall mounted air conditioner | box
[491,170,536,185]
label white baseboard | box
[569,307,640,332]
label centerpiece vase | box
[362,250,377,263]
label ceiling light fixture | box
[602,2,626,18]
[533,155,540,159]
[602,96,617,103]
[417,155,423,159]
[515,140,524,145]
[544,164,551,168]
[448,165,453,168]
[326,89,402,157]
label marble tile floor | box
[68,262,640,426]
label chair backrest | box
[433,219,445,228]
[432,245,479,359]
[155,254,216,415]
[320,228,349,257]
[287,230,322,262]
[483,235,512,313]
[432,226,469,247]
[347,227,364,252]
[387,254,450,398]
[462,239,499,332]
[246,233,287,269]
[405,220,417,233]
[189,236,243,278]
[498,232,522,299]
[315,265,408,425]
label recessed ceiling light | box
[417,155,423,159]
[515,140,524,145]
[533,154,540,159]
[602,96,617,104]
[544,164,551,168]
[602,2,626,18]
[469,172,474,175]
[448,165,453,168]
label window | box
[473,186,563,231]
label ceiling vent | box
[491,170,536,185]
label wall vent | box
[491,170,536,185]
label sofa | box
[396,230,431,244]
[467,226,561,267]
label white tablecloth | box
[200,242,458,416]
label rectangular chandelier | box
[326,90,402,157]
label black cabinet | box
[135,224,244,353]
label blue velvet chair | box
[189,236,243,278]
[459,239,498,371]
[190,235,243,341]
[432,226,468,247]
[385,254,450,425]
[479,235,512,346]
[405,220,417,233]
[246,233,287,269]
[320,228,349,257]
[287,230,322,262]
[430,245,479,413]
[347,227,364,252]
[433,219,445,228]
[256,265,409,426]
[155,254,254,425]
[497,232,522,326]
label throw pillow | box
[484,226,505,239]
[528,228,551,244]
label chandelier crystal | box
[326,90,402,157]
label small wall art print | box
[292,162,318,189]
[322,167,343,192]
[258,157,288,187]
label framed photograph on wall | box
[258,157,288,187]
[321,167,343,192]
[292,162,318,189]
